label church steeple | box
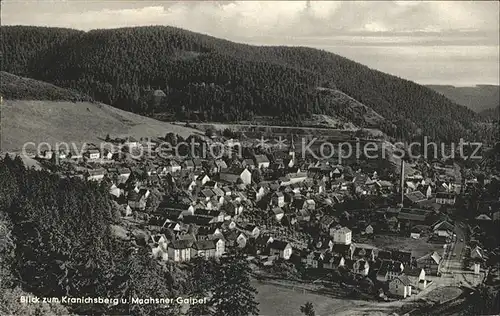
[289,135,296,161]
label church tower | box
[289,135,296,161]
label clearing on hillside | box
[1,100,200,153]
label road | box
[441,221,467,273]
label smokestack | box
[400,160,405,205]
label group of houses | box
[33,133,497,300]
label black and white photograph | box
[0,1,499,315]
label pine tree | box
[211,254,259,316]
[300,302,315,316]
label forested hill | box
[0,25,487,142]
[0,26,83,77]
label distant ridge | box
[426,84,500,113]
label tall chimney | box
[400,160,405,205]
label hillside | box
[427,84,500,114]
[0,71,92,102]
[0,25,488,142]
[0,73,199,152]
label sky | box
[2,0,499,86]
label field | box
[253,280,367,316]
[253,279,417,316]
[370,235,444,259]
[1,100,200,152]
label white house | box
[403,267,427,290]
[254,155,270,169]
[365,225,374,235]
[436,192,456,205]
[389,276,412,298]
[271,192,285,207]
[166,160,182,173]
[273,207,285,222]
[353,259,370,276]
[219,168,252,185]
[330,226,352,245]
[150,234,169,261]
[87,169,106,181]
[269,240,293,260]
[86,149,101,160]
[196,174,211,186]
[167,240,193,262]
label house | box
[272,207,285,222]
[332,244,354,258]
[167,239,193,262]
[352,247,376,261]
[269,240,293,260]
[433,221,455,237]
[196,174,211,186]
[150,234,169,261]
[207,159,228,174]
[183,160,195,171]
[287,172,308,184]
[389,276,412,298]
[391,250,412,266]
[303,199,316,211]
[191,240,217,259]
[87,168,106,181]
[424,185,432,199]
[213,237,225,257]
[255,235,274,254]
[320,215,337,231]
[122,205,133,217]
[242,158,256,169]
[239,224,260,239]
[353,259,370,276]
[416,251,441,276]
[124,136,139,149]
[475,214,492,221]
[219,168,252,185]
[235,233,248,248]
[403,267,427,290]
[166,160,182,173]
[436,192,456,205]
[249,186,266,202]
[118,168,131,181]
[365,225,374,235]
[330,227,352,245]
[410,232,420,239]
[470,246,484,261]
[195,209,225,223]
[127,190,148,211]
[297,209,311,222]
[404,191,427,205]
[85,149,101,160]
[397,209,430,224]
[304,251,324,268]
[377,260,404,282]
[271,192,285,207]
[323,255,345,270]
[109,183,123,198]
[254,155,270,169]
